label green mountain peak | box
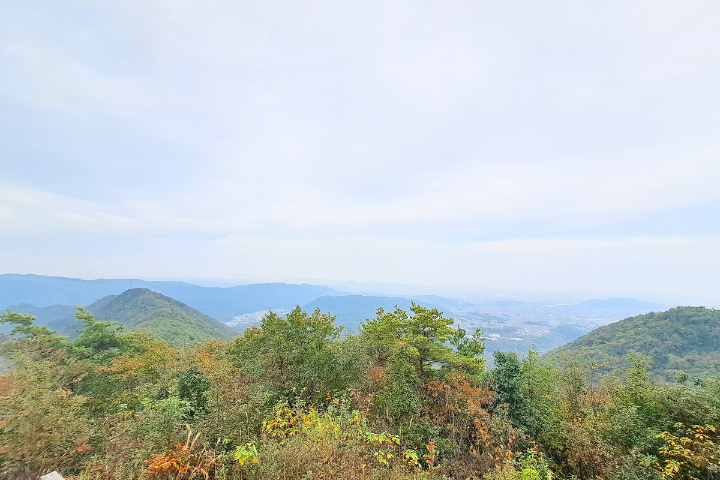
[86,288,237,347]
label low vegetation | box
[1,304,720,480]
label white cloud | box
[0,184,135,233]
[1,1,719,302]
[3,232,717,304]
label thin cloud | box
[0,1,719,302]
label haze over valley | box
[1,273,672,356]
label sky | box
[1,1,720,305]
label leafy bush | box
[2,305,720,480]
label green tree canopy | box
[230,306,344,403]
[360,302,486,379]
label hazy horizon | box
[2,2,719,306]
[0,272,694,308]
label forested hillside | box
[2,303,720,480]
[0,274,339,322]
[2,289,237,347]
[546,306,720,381]
[88,288,237,347]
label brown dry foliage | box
[144,426,219,480]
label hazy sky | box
[1,1,719,304]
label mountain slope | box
[0,274,338,322]
[177,283,339,322]
[301,295,441,332]
[0,303,80,336]
[545,306,720,380]
[579,297,668,312]
[88,289,237,347]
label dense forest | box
[546,307,720,381]
[3,288,243,345]
[1,304,720,480]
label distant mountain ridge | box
[545,306,720,380]
[579,297,667,311]
[4,288,237,347]
[88,288,237,347]
[0,274,339,322]
[300,295,442,332]
[0,303,80,337]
